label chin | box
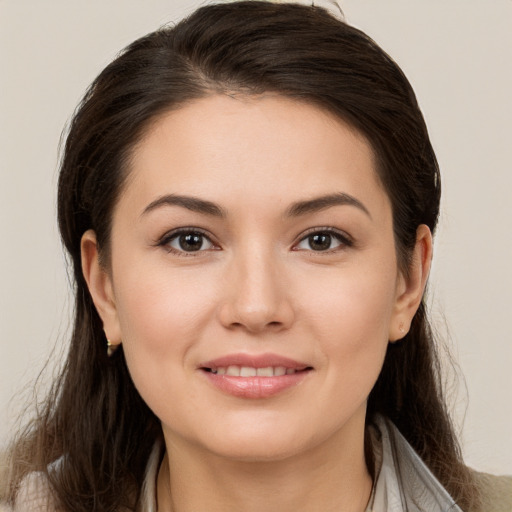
[168,413,315,463]
[187,414,341,464]
[205,433,309,463]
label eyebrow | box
[141,192,370,219]
[141,194,226,218]
[286,193,371,218]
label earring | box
[398,322,406,334]
[107,339,119,357]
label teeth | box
[240,366,257,377]
[226,365,240,376]
[256,367,274,377]
[211,365,297,377]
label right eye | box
[162,230,216,254]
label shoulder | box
[472,470,512,512]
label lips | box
[198,353,313,399]
[208,365,300,377]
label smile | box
[205,366,305,377]
[199,354,313,399]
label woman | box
[2,1,510,511]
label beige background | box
[1,0,511,474]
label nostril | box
[218,298,294,333]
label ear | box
[389,224,433,342]
[81,229,122,346]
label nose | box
[218,247,295,334]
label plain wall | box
[1,0,511,475]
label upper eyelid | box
[157,227,219,250]
[155,226,352,248]
[295,227,353,243]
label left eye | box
[166,231,214,253]
[295,231,349,252]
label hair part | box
[6,2,479,510]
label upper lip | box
[199,353,312,371]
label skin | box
[82,94,432,512]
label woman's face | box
[84,94,429,462]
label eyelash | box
[157,228,218,256]
[293,227,353,253]
[157,227,353,256]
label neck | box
[157,415,372,512]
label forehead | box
[121,94,388,216]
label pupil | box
[310,233,331,251]
[180,233,203,251]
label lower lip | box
[201,370,310,399]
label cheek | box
[296,263,396,391]
[299,265,397,346]
[113,263,220,360]
[112,265,222,418]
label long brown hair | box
[6,2,479,510]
